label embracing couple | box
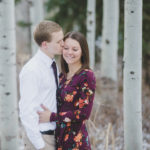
[19,20,96,150]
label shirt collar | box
[36,49,54,67]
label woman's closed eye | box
[73,48,78,52]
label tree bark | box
[101,0,119,81]
[0,0,19,149]
[86,0,96,69]
[100,0,119,105]
[123,0,143,149]
[16,0,31,54]
[28,0,44,56]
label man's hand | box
[37,104,51,123]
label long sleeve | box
[19,69,45,149]
[50,70,96,123]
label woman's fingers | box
[37,109,51,123]
[37,111,41,115]
[40,104,49,111]
[37,111,44,123]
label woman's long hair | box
[61,31,90,75]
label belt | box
[40,130,55,135]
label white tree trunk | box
[101,0,119,81]
[123,0,143,150]
[0,0,19,149]
[0,1,3,147]
[16,0,31,54]
[86,0,96,69]
[29,0,44,56]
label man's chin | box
[58,51,63,55]
[55,52,62,55]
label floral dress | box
[50,69,96,150]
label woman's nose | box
[68,50,73,55]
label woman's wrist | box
[50,112,57,122]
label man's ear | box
[41,41,47,48]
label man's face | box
[47,30,64,56]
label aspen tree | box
[123,0,143,149]
[0,0,19,149]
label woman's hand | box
[37,104,51,123]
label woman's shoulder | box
[79,68,95,78]
[78,69,96,90]
[78,68,96,83]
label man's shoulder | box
[19,56,39,77]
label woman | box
[38,31,96,150]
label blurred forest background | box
[16,0,150,85]
[0,0,150,149]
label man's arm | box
[19,69,45,149]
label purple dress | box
[50,69,96,150]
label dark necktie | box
[51,61,58,89]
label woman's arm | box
[38,70,96,124]
[50,70,96,123]
[37,104,52,123]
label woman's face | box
[63,38,82,66]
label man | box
[19,20,64,150]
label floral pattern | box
[50,69,96,150]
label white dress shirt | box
[19,50,58,149]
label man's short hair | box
[33,20,62,46]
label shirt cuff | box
[50,112,57,122]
